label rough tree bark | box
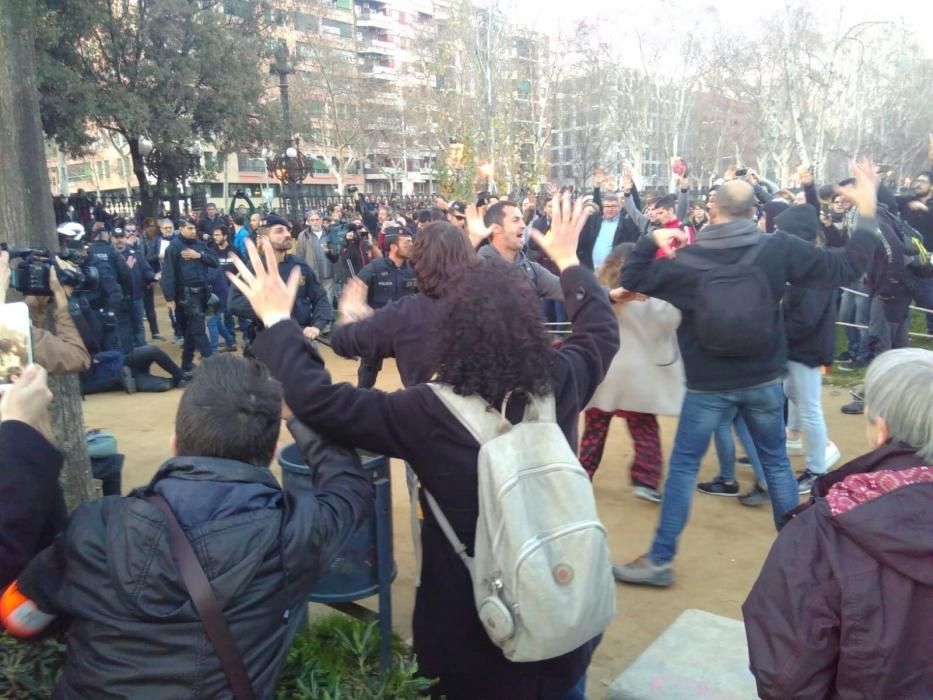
[0,0,96,510]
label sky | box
[500,0,933,53]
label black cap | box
[262,213,290,228]
[448,200,467,217]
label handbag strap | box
[146,495,256,700]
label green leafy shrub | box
[276,614,437,699]
[0,634,65,700]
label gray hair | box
[160,218,174,228]
[602,193,621,206]
[864,348,933,461]
[715,181,756,219]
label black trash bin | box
[278,443,396,602]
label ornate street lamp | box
[265,43,308,222]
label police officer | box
[354,227,416,388]
[111,226,156,352]
[160,217,218,376]
[230,214,333,346]
[85,227,130,351]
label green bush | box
[0,634,65,700]
[2,614,435,699]
[277,614,437,699]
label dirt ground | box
[82,306,869,698]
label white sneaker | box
[824,442,841,470]
[633,485,662,503]
[786,437,804,455]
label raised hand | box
[227,238,300,328]
[834,160,879,219]
[529,191,593,271]
[337,277,373,326]
[797,164,813,187]
[464,203,493,248]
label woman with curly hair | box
[579,243,684,502]
[231,194,620,700]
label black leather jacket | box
[14,422,372,699]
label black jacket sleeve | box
[138,249,156,284]
[0,421,66,590]
[160,246,178,302]
[280,418,373,582]
[198,246,219,269]
[357,196,380,238]
[804,182,820,211]
[619,235,699,309]
[783,215,878,288]
[329,304,399,361]
[304,271,334,331]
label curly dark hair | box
[436,258,554,406]
[410,222,474,298]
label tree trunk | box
[129,137,159,218]
[0,0,96,510]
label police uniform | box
[355,255,417,388]
[230,254,333,345]
[86,239,129,351]
[160,234,219,371]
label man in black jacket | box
[576,186,641,270]
[112,226,156,352]
[613,166,880,588]
[0,365,65,590]
[1,355,372,699]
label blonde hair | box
[597,243,634,287]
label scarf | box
[695,219,760,249]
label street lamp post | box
[479,162,494,194]
[266,44,308,222]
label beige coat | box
[586,297,685,416]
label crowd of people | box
[1,153,932,699]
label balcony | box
[357,37,395,55]
[360,62,396,80]
[357,9,393,29]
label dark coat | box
[743,442,933,700]
[13,427,372,699]
[783,285,837,367]
[576,188,641,270]
[160,236,219,302]
[329,293,440,387]
[230,254,333,331]
[251,265,619,700]
[620,217,877,391]
[0,421,66,590]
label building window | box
[95,160,110,179]
[321,18,352,38]
[223,0,252,19]
[294,12,318,32]
[295,41,315,59]
[237,154,267,173]
[66,162,92,182]
[209,183,225,197]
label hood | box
[775,204,819,241]
[762,200,790,233]
[825,466,933,586]
[109,457,285,614]
[695,218,759,249]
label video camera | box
[1,244,100,297]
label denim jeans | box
[131,298,146,348]
[541,298,568,323]
[784,361,828,474]
[839,286,869,361]
[649,383,799,564]
[714,414,765,486]
[207,310,236,351]
[557,675,586,700]
[913,276,933,334]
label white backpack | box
[424,383,616,663]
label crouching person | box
[1,354,373,699]
[743,348,933,700]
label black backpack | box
[677,239,776,357]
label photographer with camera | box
[0,251,91,376]
[161,218,219,378]
[325,215,382,306]
[230,215,332,346]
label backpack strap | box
[522,393,558,423]
[422,489,474,575]
[146,495,256,700]
[427,383,511,445]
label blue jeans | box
[650,383,799,564]
[913,276,933,334]
[784,361,828,474]
[130,298,146,348]
[542,299,568,323]
[558,675,586,700]
[207,310,236,351]
[839,286,869,361]
[714,414,766,486]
